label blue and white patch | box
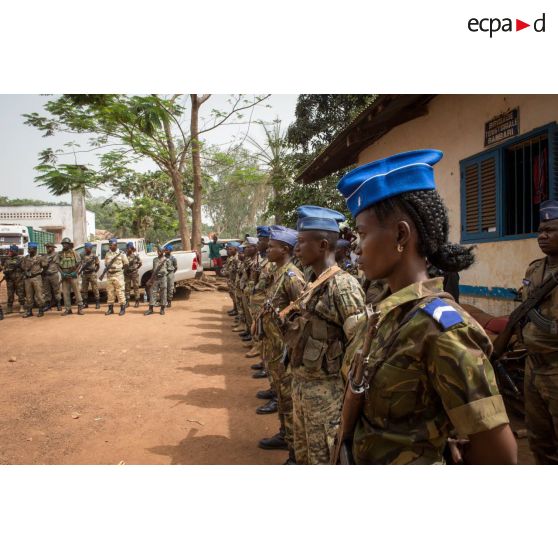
[287,270,296,277]
[522,278,531,286]
[420,298,464,330]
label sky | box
[0,94,298,203]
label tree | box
[24,94,269,251]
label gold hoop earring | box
[397,244,404,253]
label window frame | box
[460,121,557,244]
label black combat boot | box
[61,307,73,315]
[258,430,288,450]
[159,306,165,315]
[119,304,126,316]
[256,398,278,415]
[144,305,154,316]
[0,308,4,320]
[77,304,84,315]
[22,309,33,318]
[56,301,62,311]
[105,305,114,315]
[252,369,268,379]
[95,299,100,310]
[37,307,44,317]
[256,388,275,400]
[134,298,140,308]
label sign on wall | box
[484,108,519,146]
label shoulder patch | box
[420,298,464,330]
[287,270,296,277]
[522,278,531,286]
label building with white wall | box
[0,205,96,242]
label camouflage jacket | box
[58,249,82,272]
[338,258,360,278]
[363,278,390,306]
[251,257,276,309]
[166,254,178,274]
[240,255,258,292]
[521,257,558,366]
[286,268,366,380]
[2,255,24,279]
[352,277,509,465]
[44,253,60,274]
[152,255,173,278]
[21,254,47,277]
[81,253,100,275]
[222,254,239,282]
[125,253,142,275]
[104,250,129,274]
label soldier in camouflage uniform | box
[3,244,25,313]
[362,278,389,306]
[285,206,366,465]
[144,246,173,316]
[337,149,516,464]
[42,242,62,311]
[164,244,177,307]
[232,248,247,333]
[257,226,306,462]
[520,201,558,464]
[20,242,47,318]
[125,242,142,308]
[104,238,129,316]
[335,238,360,278]
[80,242,101,309]
[222,243,240,315]
[237,237,259,341]
[59,237,84,316]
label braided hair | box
[372,190,475,272]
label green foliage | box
[0,196,69,207]
[85,198,120,233]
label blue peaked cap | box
[256,226,271,238]
[28,242,38,249]
[337,149,443,218]
[296,205,345,233]
[540,200,558,222]
[109,238,118,245]
[269,225,298,247]
[226,241,241,248]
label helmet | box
[61,237,72,244]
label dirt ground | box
[0,280,535,465]
[0,285,286,465]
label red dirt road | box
[0,288,285,464]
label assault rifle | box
[99,251,122,281]
[146,258,166,289]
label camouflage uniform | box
[104,250,128,305]
[42,252,61,308]
[250,255,276,356]
[240,254,258,332]
[80,253,100,302]
[21,253,47,310]
[222,253,240,309]
[234,259,247,326]
[149,255,173,307]
[286,269,366,464]
[362,278,389,306]
[165,254,177,303]
[2,254,25,311]
[261,262,306,450]
[339,258,360,278]
[59,249,83,309]
[521,257,558,464]
[352,277,509,465]
[124,252,142,302]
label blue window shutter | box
[549,122,558,199]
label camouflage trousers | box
[81,272,100,300]
[149,277,167,307]
[61,276,83,309]
[24,276,45,310]
[291,370,344,465]
[124,272,140,300]
[6,277,25,307]
[42,272,61,305]
[525,358,558,464]
[241,293,253,331]
[166,272,175,302]
[106,272,126,305]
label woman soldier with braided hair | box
[337,149,517,465]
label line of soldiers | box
[0,237,178,320]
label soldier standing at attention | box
[222,242,240,316]
[3,245,25,314]
[520,200,558,464]
[163,244,177,308]
[144,246,172,316]
[20,242,47,318]
[59,237,84,315]
[335,238,360,277]
[336,149,516,464]
[42,242,62,311]
[104,238,129,316]
[80,242,101,309]
[232,247,247,333]
[284,206,366,465]
[125,242,142,308]
[238,237,259,344]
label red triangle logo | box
[516,19,530,31]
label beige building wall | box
[357,94,558,313]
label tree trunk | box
[190,95,203,252]
[71,186,87,245]
[171,170,192,251]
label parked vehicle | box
[74,238,201,292]
[0,224,56,256]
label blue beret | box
[269,225,298,247]
[126,242,134,249]
[336,239,351,249]
[337,149,443,218]
[28,242,38,249]
[164,244,172,251]
[9,244,19,251]
[226,241,241,248]
[296,205,345,233]
[540,200,558,222]
[109,238,118,245]
[243,236,258,246]
[85,242,93,248]
[256,226,271,238]
[237,245,245,253]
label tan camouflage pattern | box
[61,276,83,309]
[42,271,61,306]
[222,253,239,308]
[240,255,258,330]
[290,269,366,464]
[352,277,509,465]
[363,278,389,306]
[520,257,558,463]
[21,254,47,309]
[81,272,100,300]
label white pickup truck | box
[74,238,201,292]
[165,236,241,272]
